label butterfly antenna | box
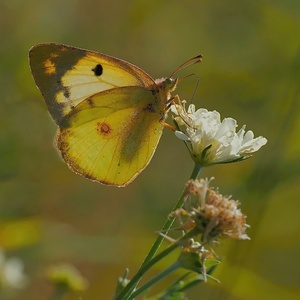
[181,73,200,103]
[169,54,203,78]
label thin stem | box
[117,229,199,300]
[190,163,202,181]
[51,285,67,300]
[129,262,181,299]
[115,244,178,300]
[142,163,202,265]
[114,164,202,300]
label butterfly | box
[29,43,202,186]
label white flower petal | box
[170,104,178,115]
[239,136,268,154]
[175,130,190,141]
[242,130,254,144]
[187,103,196,114]
[171,103,267,165]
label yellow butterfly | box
[29,43,201,186]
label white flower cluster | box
[0,249,28,289]
[171,102,267,165]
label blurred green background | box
[1,0,300,299]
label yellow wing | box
[28,43,179,186]
[56,86,165,186]
[29,43,155,125]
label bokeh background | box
[1,0,300,299]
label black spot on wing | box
[92,64,103,76]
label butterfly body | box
[29,43,179,186]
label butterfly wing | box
[56,86,165,186]
[29,43,155,125]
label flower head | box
[171,178,250,245]
[163,178,249,281]
[171,102,267,166]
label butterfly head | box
[155,77,178,90]
[164,77,179,93]
[154,77,179,102]
[156,55,202,102]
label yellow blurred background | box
[1,0,300,299]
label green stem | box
[190,163,202,181]
[115,244,178,300]
[51,285,67,300]
[114,163,202,300]
[119,229,198,300]
[129,262,181,299]
[142,163,202,264]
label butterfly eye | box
[165,78,178,92]
[92,64,103,76]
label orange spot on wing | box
[97,122,112,136]
[44,58,56,75]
